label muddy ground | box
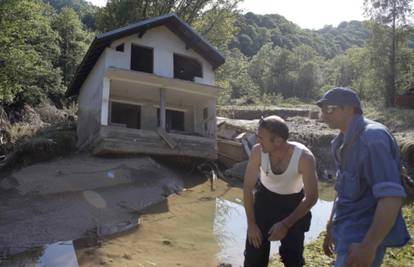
[0,155,184,258]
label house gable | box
[67,13,225,97]
[108,25,214,84]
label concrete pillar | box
[101,77,110,126]
[159,88,166,129]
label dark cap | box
[316,87,362,113]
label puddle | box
[1,241,79,267]
[214,198,333,266]
[38,241,79,267]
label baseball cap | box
[316,87,363,114]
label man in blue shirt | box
[316,87,410,267]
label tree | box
[216,48,259,101]
[53,7,91,85]
[191,2,240,51]
[0,0,63,106]
[43,0,99,30]
[248,43,275,94]
[364,0,413,106]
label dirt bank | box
[0,155,183,258]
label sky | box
[86,0,366,30]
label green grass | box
[364,105,414,131]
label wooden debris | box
[156,127,177,149]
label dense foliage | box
[0,0,413,113]
[43,0,98,30]
[230,12,370,58]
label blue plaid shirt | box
[331,115,410,253]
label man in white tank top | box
[243,115,318,267]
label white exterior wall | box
[77,51,108,148]
[193,97,216,137]
[109,26,215,85]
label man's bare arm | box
[243,144,261,248]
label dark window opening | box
[131,44,153,73]
[157,109,185,132]
[110,102,141,129]
[174,54,202,81]
[116,43,124,52]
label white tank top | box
[260,141,307,194]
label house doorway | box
[110,101,141,129]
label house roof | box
[66,13,225,97]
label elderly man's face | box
[320,105,353,130]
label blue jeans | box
[334,246,386,267]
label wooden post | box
[160,88,166,130]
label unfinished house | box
[66,13,225,159]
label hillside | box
[230,12,370,58]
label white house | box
[67,13,225,159]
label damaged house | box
[66,13,225,159]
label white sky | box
[86,0,366,30]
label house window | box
[116,43,124,52]
[130,44,153,73]
[157,109,185,132]
[110,101,141,129]
[173,54,202,81]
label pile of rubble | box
[216,116,338,181]
[216,117,258,179]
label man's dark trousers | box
[244,184,311,267]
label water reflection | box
[214,198,333,266]
[37,241,79,267]
[0,241,78,267]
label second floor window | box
[131,44,153,73]
[174,54,202,81]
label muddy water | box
[75,178,334,267]
[214,197,333,265]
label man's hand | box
[247,223,263,248]
[268,221,288,241]
[345,242,376,267]
[323,224,334,256]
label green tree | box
[0,0,63,106]
[43,0,99,30]
[248,43,275,93]
[191,1,240,51]
[216,48,259,102]
[266,47,296,97]
[95,0,241,49]
[364,0,413,106]
[53,7,91,86]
